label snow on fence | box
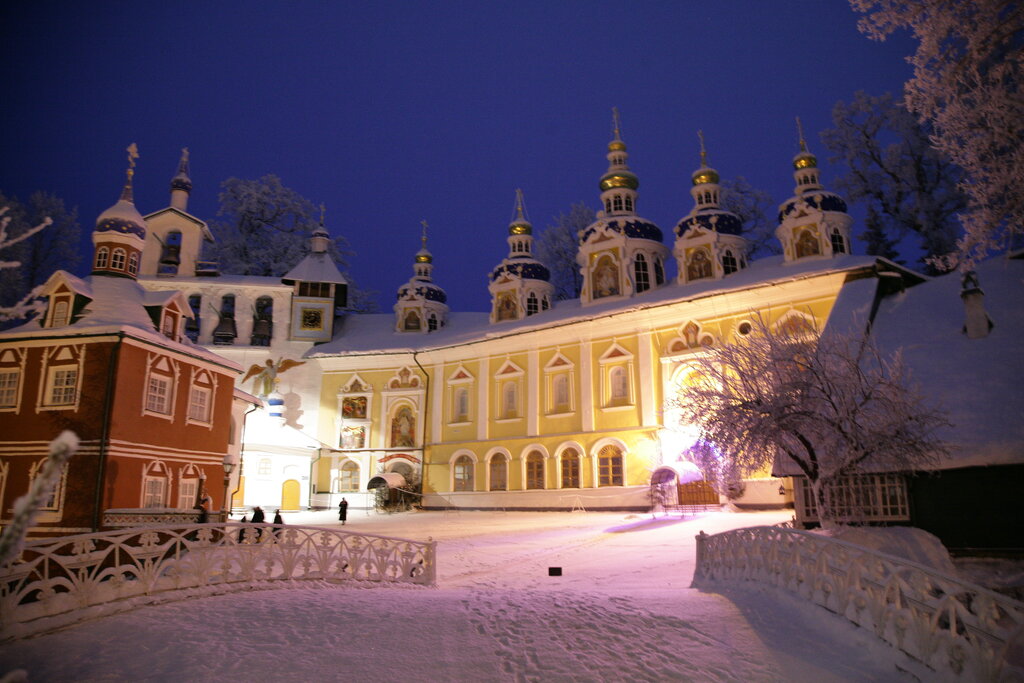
[692,526,1024,681]
[0,523,436,641]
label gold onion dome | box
[608,140,627,152]
[691,167,720,186]
[599,171,639,191]
[508,189,532,235]
[793,116,818,169]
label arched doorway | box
[281,479,300,510]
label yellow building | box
[306,122,917,512]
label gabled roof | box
[281,251,348,285]
[143,206,214,242]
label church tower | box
[673,132,748,284]
[91,144,147,280]
[776,118,853,263]
[577,109,669,307]
[282,208,349,343]
[394,222,449,333]
[488,190,554,323]
[140,148,215,277]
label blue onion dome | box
[396,282,447,304]
[490,259,551,283]
[777,191,849,223]
[579,217,663,244]
[96,144,146,240]
[675,210,743,238]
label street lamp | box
[222,461,235,521]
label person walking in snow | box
[238,514,249,543]
[251,506,266,540]
[272,509,284,540]
[338,498,348,525]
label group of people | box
[237,506,286,542]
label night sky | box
[1,1,915,311]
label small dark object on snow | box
[548,567,562,576]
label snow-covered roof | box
[312,254,913,357]
[281,252,348,285]
[0,272,241,372]
[773,253,1023,476]
[143,207,214,242]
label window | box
[454,386,469,422]
[604,199,612,213]
[338,461,359,491]
[146,375,171,414]
[95,247,109,269]
[624,196,633,212]
[48,368,78,406]
[561,449,580,488]
[453,455,474,491]
[128,252,139,276]
[213,295,237,345]
[830,229,846,254]
[51,300,70,327]
[612,195,623,212]
[31,459,65,510]
[257,458,272,476]
[526,293,538,316]
[142,462,169,508]
[654,258,664,286]
[188,386,211,422]
[298,282,331,297]
[0,370,19,408]
[502,381,518,419]
[598,446,623,487]
[161,312,177,339]
[553,374,569,412]
[178,477,199,509]
[428,313,438,331]
[634,253,650,293]
[111,248,127,271]
[251,296,273,346]
[403,310,421,331]
[687,249,712,281]
[796,229,820,258]
[489,454,508,491]
[722,249,738,275]
[526,451,545,490]
[610,366,628,402]
[186,295,201,342]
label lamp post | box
[222,461,234,522]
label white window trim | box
[446,365,475,426]
[29,458,68,521]
[0,367,23,413]
[142,354,179,421]
[141,461,170,509]
[449,450,477,492]
[493,360,524,421]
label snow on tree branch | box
[0,431,79,568]
[0,206,53,322]
[669,315,949,526]
[849,0,1024,267]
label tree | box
[0,201,54,322]
[671,316,948,526]
[821,91,965,272]
[719,176,780,259]
[209,175,376,310]
[536,202,593,300]
[850,0,1024,265]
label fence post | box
[693,530,707,582]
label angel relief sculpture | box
[242,358,306,397]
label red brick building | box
[0,154,243,537]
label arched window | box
[95,247,109,270]
[177,465,200,509]
[526,292,538,316]
[561,449,581,488]
[612,195,623,212]
[454,386,469,422]
[610,366,628,402]
[142,461,169,508]
[796,229,820,258]
[604,199,612,213]
[403,310,421,331]
[186,295,201,342]
[687,249,712,281]
[30,458,66,510]
[830,228,846,254]
[213,295,237,345]
[654,257,665,286]
[541,296,550,311]
[111,248,127,271]
[489,453,508,491]
[338,460,359,491]
[526,451,545,489]
[598,445,623,486]
[428,313,438,331]
[624,196,633,212]
[722,249,738,275]
[128,253,139,276]
[634,253,650,293]
[50,300,69,327]
[251,296,273,346]
[453,455,474,491]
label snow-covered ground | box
[0,509,927,682]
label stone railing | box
[0,523,436,641]
[693,526,1024,681]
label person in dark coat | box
[251,506,265,540]
[338,498,348,525]
[238,514,249,543]
[272,509,284,540]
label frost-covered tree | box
[860,205,903,263]
[719,176,780,259]
[851,0,1024,265]
[0,201,54,323]
[821,91,965,272]
[672,316,948,526]
[0,431,78,568]
[536,202,593,300]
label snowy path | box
[0,510,923,682]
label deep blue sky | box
[1,1,915,311]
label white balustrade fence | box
[0,523,436,641]
[693,526,1024,681]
